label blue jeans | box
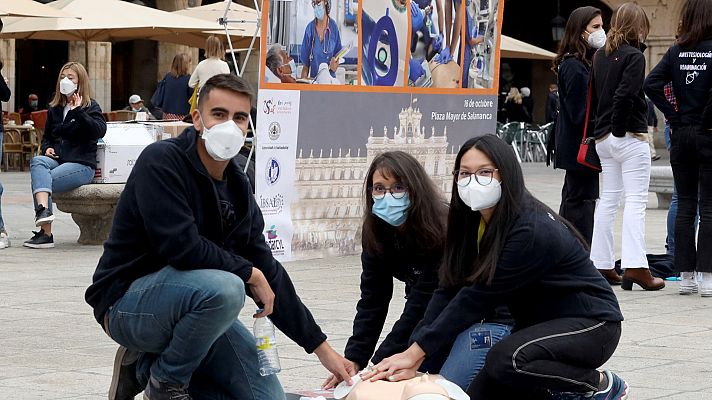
[30,156,94,211]
[439,322,512,390]
[106,266,285,400]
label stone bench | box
[649,166,673,209]
[53,184,125,245]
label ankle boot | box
[621,268,665,291]
[599,269,622,285]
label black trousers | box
[559,169,599,246]
[466,318,621,399]
[669,125,712,273]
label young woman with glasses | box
[363,135,628,400]
[323,151,448,388]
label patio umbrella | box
[0,0,220,65]
[0,0,75,18]
[147,1,259,51]
[501,35,557,61]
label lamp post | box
[551,0,565,42]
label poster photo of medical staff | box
[462,0,499,88]
[409,0,500,89]
[361,0,409,87]
[263,0,358,86]
[409,0,463,88]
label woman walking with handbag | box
[552,7,606,264]
[589,3,664,291]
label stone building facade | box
[291,103,457,259]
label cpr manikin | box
[334,373,469,400]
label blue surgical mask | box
[30,100,38,108]
[314,3,325,20]
[372,193,409,226]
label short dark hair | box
[198,74,254,110]
[677,0,712,48]
[439,135,586,288]
[362,151,447,256]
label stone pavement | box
[1,161,712,399]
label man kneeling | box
[86,74,354,400]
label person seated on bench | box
[85,74,355,400]
[23,61,106,249]
[363,135,627,400]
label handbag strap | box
[582,53,598,143]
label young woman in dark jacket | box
[364,135,627,400]
[589,3,664,291]
[322,151,450,388]
[644,0,712,297]
[23,62,106,249]
[552,6,605,257]
[155,53,192,120]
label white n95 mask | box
[59,77,78,96]
[587,29,607,49]
[457,177,502,211]
[200,118,246,161]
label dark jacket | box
[545,91,558,123]
[160,73,192,116]
[41,99,106,169]
[521,97,534,123]
[644,40,712,130]
[344,235,441,369]
[85,127,327,353]
[591,44,649,138]
[0,73,11,133]
[555,56,591,171]
[410,210,624,357]
[504,100,528,123]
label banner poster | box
[257,0,504,261]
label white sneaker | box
[679,272,698,295]
[699,272,712,297]
[0,231,9,249]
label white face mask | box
[200,115,246,161]
[288,59,298,79]
[587,29,607,49]
[59,77,78,96]
[457,177,502,211]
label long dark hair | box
[553,6,602,71]
[677,0,712,48]
[362,151,447,256]
[439,135,586,289]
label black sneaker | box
[34,205,55,226]
[22,229,54,249]
[143,376,192,400]
[109,346,144,400]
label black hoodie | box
[644,39,712,130]
[85,127,327,353]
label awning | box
[501,35,557,60]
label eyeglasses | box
[311,0,323,5]
[370,183,408,199]
[453,168,498,187]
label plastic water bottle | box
[253,310,281,376]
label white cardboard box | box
[93,123,156,183]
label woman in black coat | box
[552,7,606,265]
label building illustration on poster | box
[291,98,457,259]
